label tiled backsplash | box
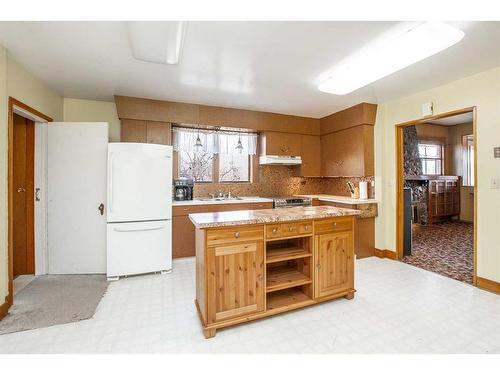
[193,165,374,198]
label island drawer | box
[266,221,313,239]
[266,224,282,239]
[314,217,352,234]
[207,225,264,246]
[281,221,312,237]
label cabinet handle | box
[332,222,337,227]
[317,264,321,269]
[272,228,278,234]
[234,232,240,238]
[304,225,309,231]
[288,226,295,232]
[258,274,263,281]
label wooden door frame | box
[4,97,52,316]
[395,106,478,285]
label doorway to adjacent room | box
[395,108,477,285]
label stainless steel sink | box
[197,197,244,202]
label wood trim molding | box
[0,295,11,321]
[374,248,397,260]
[394,106,477,269]
[6,98,52,318]
[9,97,53,122]
[476,276,500,294]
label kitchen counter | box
[295,194,377,205]
[189,205,360,229]
[172,196,273,206]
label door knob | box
[17,187,26,193]
[98,203,105,216]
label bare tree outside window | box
[179,151,214,182]
[219,153,250,182]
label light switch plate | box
[494,147,500,158]
[422,102,433,117]
[491,177,500,189]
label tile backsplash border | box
[193,165,374,198]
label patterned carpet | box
[402,221,474,284]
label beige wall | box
[0,52,64,305]
[375,66,500,282]
[7,57,63,121]
[63,98,120,142]
[449,122,474,222]
[0,46,8,306]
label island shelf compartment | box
[265,237,312,264]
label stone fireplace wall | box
[403,126,428,224]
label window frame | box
[462,134,474,187]
[175,151,254,184]
[417,142,444,176]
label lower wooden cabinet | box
[195,216,355,338]
[207,236,265,323]
[314,231,353,299]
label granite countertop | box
[172,196,273,206]
[295,194,378,205]
[189,206,361,229]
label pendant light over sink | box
[194,128,203,152]
[235,135,244,153]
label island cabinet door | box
[314,231,354,299]
[207,241,265,323]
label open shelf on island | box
[266,265,312,293]
[266,237,312,264]
[266,287,314,312]
[266,246,311,264]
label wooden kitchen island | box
[189,206,360,338]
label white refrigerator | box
[106,143,173,280]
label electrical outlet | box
[491,177,500,189]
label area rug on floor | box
[0,275,109,335]
[402,221,473,284]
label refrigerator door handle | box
[108,152,114,213]
[113,225,165,233]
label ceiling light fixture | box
[318,22,465,95]
[127,21,187,65]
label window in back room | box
[418,142,443,175]
[462,134,474,186]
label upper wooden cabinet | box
[260,131,301,156]
[120,119,171,145]
[294,135,321,177]
[320,125,374,177]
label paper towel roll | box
[359,181,368,200]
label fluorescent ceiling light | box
[318,22,465,95]
[127,21,187,65]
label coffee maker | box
[173,177,194,201]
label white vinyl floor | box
[1,256,500,354]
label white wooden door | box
[47,122,108,274]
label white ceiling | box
[0,21,499,118]
[425,112,473,126]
